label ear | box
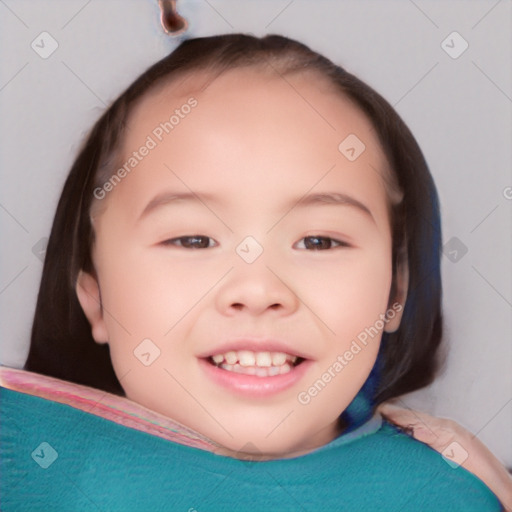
[75,270,109,344]
[384,256,409,333]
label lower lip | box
[199,358,312,398]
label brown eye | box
[296,236,349,250]
[162,236,216,249]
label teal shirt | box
[1,386,502,511]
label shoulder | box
[0,377,503,511]
[347,419,503,510]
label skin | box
[76,66,408,460]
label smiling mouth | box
[207,350,305,377]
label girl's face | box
[77,67,406,459]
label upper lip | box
[197,337,313,360]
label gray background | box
[1,0,510,466]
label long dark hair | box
[25,33,443,409]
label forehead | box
[126,65,382,157]
[105,66,391,229]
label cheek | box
[296,345,378,433]
[97,249,214,337]
[296,247,393,341]
[95,251,205,394]
[294,253,391,422]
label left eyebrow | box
[291,192,375,224]
[137,191,375,225]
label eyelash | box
[161,235,351,251]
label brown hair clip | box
[158,0,188,36]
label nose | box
[215,257,300,317]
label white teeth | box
[255,367,269,377]
[268,366,280,377]
[211,349,300,376]
[238,350,256,367]
[279,363,292,375]
[212,354,224,364]
[225,351,237,365]
[271,352,287,366]
[219,362,292,377]
[255,352,272,367]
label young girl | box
[1,33,510,510]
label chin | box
[213,435,303,460]
[207,419,323,460]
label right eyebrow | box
[137,191,216,222]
